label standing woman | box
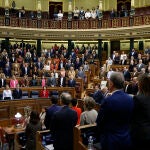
[25,111,42,150]
[80,96,98,126]
[3,84,13,100]
[131,74,150,150]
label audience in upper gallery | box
[50,92,77,150]
[44,96,62,130]
[12,83,22,99]
[57,10,63,21]
[71,98,82,125]
[79,7,85,20]
[85,9,91,19]
[91,7,97,19]
[2,84,13,100]
[110,8,116,18]
[131,74,150,150]
[96,72,134,150]
[39,86,49,98]
[73,7,80,19]
[25,110,42,150]
[80,96,98,126]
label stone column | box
[98,39,102,66]
[37,39,41,57]
[130,38,134,52]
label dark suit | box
[120,59,127,65]
[10,57,16,63]
[3,67,11,77]
[50,106,77,150]
[123,70,131,81]
[126,83,138,95]
[96,90,134,150]
[0,79,6,88]
[44,104,62,130]
[47,77,57,87]
[13,89,22,99]
[92,90,104,104]
[68,79,76,87]
[129,51,138,59]
[131,95,150,150]
[21,67,30,76]
[36,62,43,70]
[136,63,145,72]
[58,77,66,87]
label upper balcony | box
[0,6,150,40]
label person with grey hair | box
[96,72,134,150]
[80,96,98,125]
[50,92,77,150]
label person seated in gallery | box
[57,10,63,20]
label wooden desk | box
[3,126,25,150]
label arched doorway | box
[117,0,131,17]
[49,2,63,19]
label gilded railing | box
[0,15,150,29]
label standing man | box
[50,92,77,150]
[44,96,62,130]
[12,84,22,99]
[96,72,134,150]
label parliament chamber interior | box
[0,0,150,150]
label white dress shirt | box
[3,90,12,100]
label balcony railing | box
[0,15,150,29]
